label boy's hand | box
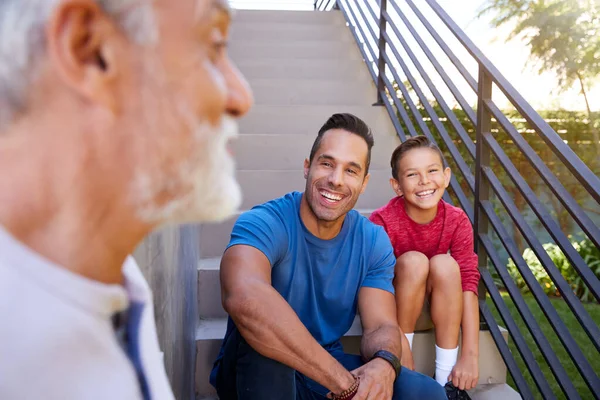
[449,354,478,390]
[400,338,414,370]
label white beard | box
[132,116,242,225]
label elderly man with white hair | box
[0,0,253,399]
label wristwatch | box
[372,350,402,379]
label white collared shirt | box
[0,226,175,400]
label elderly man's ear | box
[47,0,121,112]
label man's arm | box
[358,287,402,360]
[220,245,355,395]
[350,287,403,399]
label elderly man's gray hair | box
[0,0,157,131]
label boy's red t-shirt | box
[369,196,480,294]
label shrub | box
[503,238,600,302]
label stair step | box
[195,319,509,397]
[234,169,394,211]
[235,57,370,81]
[231,10,346,25]
[231,22,352,42]
[237,105,395,136]
[233,133,399,170]
[246,77,374,106]
[229,40,363,61]
[468,383,522,399]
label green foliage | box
[504,238,600,302]
[486,292,600,398]
[478,0,600,152]
[478,0,600,97]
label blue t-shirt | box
[210,191,395,385]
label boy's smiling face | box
[391,147,451,217]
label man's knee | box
[392,368,446,399]
[395,251,429,283]
[429,254,460,283]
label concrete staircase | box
[195,10,520,400]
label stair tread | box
[197,316,364,340]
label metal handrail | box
[325,0,600,397]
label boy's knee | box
[429,254,460,281]
[396,251,429,282]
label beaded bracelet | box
[331,376,360,400]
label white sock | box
[435,345,459,386]
[404,332,414,350]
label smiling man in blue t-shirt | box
[210,113,445,400]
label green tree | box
[478,0,600,150]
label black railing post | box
[374,0,387,105]
[474,65,493,308]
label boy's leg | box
[427,254,463,386]
[394,251,430,349]
[215,328,297,399]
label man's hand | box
[449,354,478,390]
[350,358,395,400]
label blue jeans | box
[214,329,446,400]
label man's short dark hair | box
[308,113,374,175]
[390,135,445,180]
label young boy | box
[369,136,480,398]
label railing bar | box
[483,130,600,302]
[348,0,433,138]
[424,0,600,204]
[380,11,476,159]
[481,200,600,395]
[481,151,600,352]
[380,39,477,192]
[337,0,409,145]
[484,99,600,251]
[382,74,421,138]
[478,262,556,397]
[481,117,600,302]
[385,3,477,132]
[359,1,477,190]
[479,301,535,399]
[339,0,472,216]
[338,0,413,141]
[403,0,478,93]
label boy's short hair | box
[390,136,445,180]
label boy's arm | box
[450,291,479,390]
[449,214,480,390]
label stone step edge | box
[197,316,364,340]
[196,317,509,341]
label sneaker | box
[444,382,471,400]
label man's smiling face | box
[303,129,370,223]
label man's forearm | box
[224,280,354,394]
[460,291,480,358]
[360,323,403,361]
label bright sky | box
[231,0,599,112]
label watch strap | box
[372,350,401,378]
